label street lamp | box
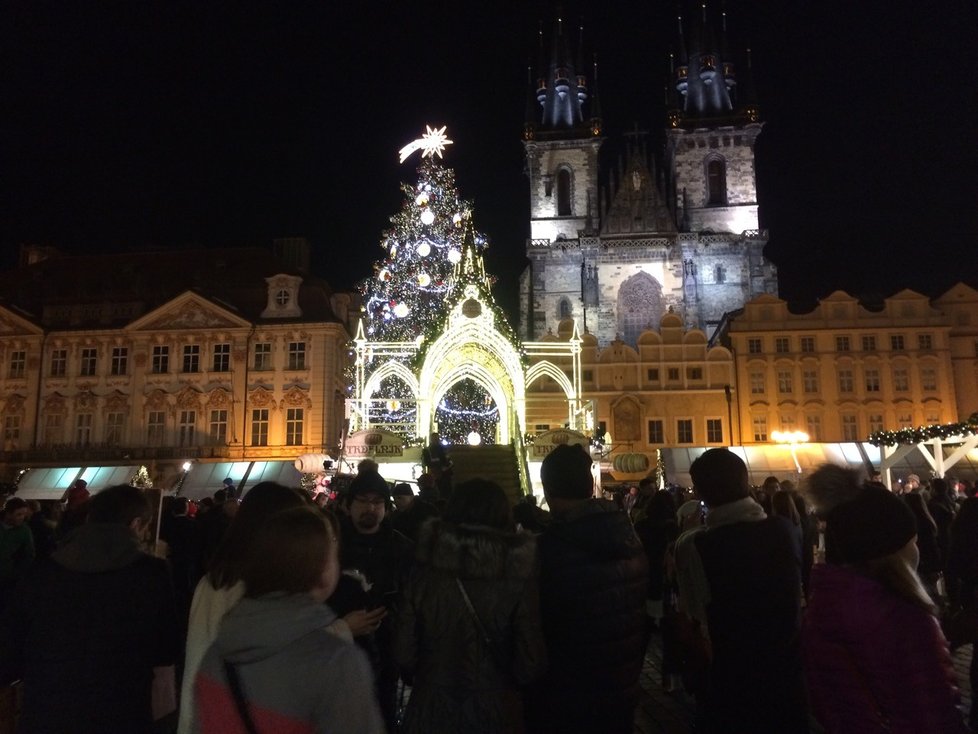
[771,430,809,474]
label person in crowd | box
[512,493,550,534]
[58,477,90,538]
[771,491,803,565]
[26,499,58,562]
[220,476,236,500]
[1,485,179,733]
[803,464,967,733]
[789,491,818,600]
[193,505,384,734]
[160,496,201,639]
[393,478,546,733]
[328,469,413,731]
[903,491,943,604]
[197,488,234,572]
[623,485,640,516]
[946,494,978,730]
[0,497,34,611]
[178,482,309,734]
[524,443,648,734]
[422,432,453,500]
[675,449,808,733]
[929,477,957,575]
[634,490,678,632]
[667,499,707,693]
[390,482,438,543]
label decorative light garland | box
[868,412,978,447]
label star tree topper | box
[398,125,454,164]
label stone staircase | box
[447,444,525,505]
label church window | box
[556,169,572,216]
[557,298,572,320]
[706,158,726,205]
[714,264,726,284]
[617,272,664,346]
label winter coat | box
[525,499,648,734]
[634,516,678,602]
[804,563,967,734]
[193,594,384,734]
[0,522,178,734]
[393,519,546,733]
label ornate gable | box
[0,306,42,337]
[129,292,250,332]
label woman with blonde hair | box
[802,464,967,733]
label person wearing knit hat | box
[802,464,967,733]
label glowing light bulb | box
[447,248,462,264]
[420,209,435,225]
[417,242,430,256]
[467,431,482,446]
[418,272,430,287]
[393,302,409,318]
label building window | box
[714,264,726,284]
[647,368,660,381]
[747,338,762,354]
[806,415,822,442]
[706,418,723,443]
[582,370,593,382]
[777,370,793,394]
[80,348,98,377]
[50,349,67,377]
[803,369,819,394]
[209,410,228,445]
[918,333,933,350]
[838,369,854,393]
[648,419,664,444]
[254,343,272,371]
[893,367,910,392]
[898,413,913,429]
[286,408,304,446]
[557,298,572,320]
[110,347,128,376]
[750,371,765,394]
[752,416,768,442]
[667,367,680,381]
[890,335,905,351]
[43,413,64,445]
[706,158,726,205]
[687,367,703,380]
[800,336,815,353]
[861,335,877,351]
[75,413,93,445]
[677,419,694,444]
[8,350,26,379]
[4,415,21,444]
[148,411,165,446]
[182,345,200,373]
[869,414,884,434]
[920,367,937,391]
[178,410,197,447]
[556,169,572,216]
[841,415,859,441]
[212,343,231,372]
[775,337,790,354]
[287,342,306,370]
[251,409,269,446]
[836,336,850,352]
[105,412,125,445]
[926,413,940,425]
[152,345,169,374]
[865,369,880,392]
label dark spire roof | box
[669,1,755,129]
[526,12,597,140]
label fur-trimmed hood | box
[414,519,536,581]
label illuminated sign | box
[345,429,405,457]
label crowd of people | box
[0,449,977,732]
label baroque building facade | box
[519,8,777,347]
[0,242,355,493]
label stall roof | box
[15,466,83,501]
[175,461,252,501]
[241,461,302,494]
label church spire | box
[530,11,595,138]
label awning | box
[175,462,252,501]
[14,465,145,501]
[14,466,84,501]
[241,461,302,495]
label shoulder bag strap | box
[223,659,261,734]
[455,578,507,674]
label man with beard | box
[328,469,413,732]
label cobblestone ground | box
[633,631,975,734]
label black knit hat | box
[346,471,391,502]
[825,485,917,564]
[541,443,594,499]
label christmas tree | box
[359,156,488,343]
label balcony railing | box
[2,444,232,464]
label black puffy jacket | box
[526,499,649,734]
[393,519,546,734]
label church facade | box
[519,8,777,346]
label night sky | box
[3,1,976,322]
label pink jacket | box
[804,564,967,734]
